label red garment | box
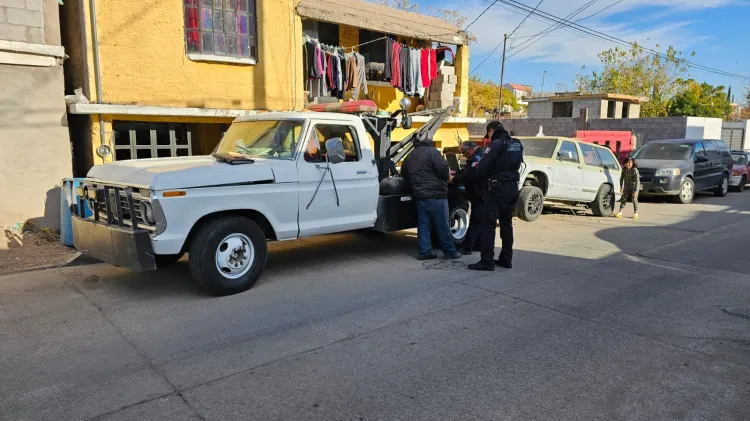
[420,49,431,88]
[429,49,437,80]
[326,54,334,90]
[391,42,402,89]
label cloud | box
[450,0,732,72]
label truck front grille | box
[78,183,156,232]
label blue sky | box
[421,0,750,100]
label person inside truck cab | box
[304,131,323,163]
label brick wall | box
[0,0,44,43]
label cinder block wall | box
[0,0,44,43]
[587,118,688,148]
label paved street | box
[2,192,750,421]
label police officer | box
[452,141,485,255]
[467,122,523,271]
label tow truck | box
[71,99,469,295]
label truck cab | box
[71,101,467,295]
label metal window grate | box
[113,122,192,161]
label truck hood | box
[86,156,277,190]
[634,159,690,170]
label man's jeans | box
[416,198,457,257]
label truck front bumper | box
[72,217,157,272]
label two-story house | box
[502,83,533,108]
[1,0,71,228]
[60,0,473,176]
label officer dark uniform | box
[453,142,485,255]
[468,123,523,271]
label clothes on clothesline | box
[304,35,440,101]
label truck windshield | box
[215,120,304,160]
[518,138,557,158]
[633,143,693,160]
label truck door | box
[297,122,379,237]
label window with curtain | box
[183,0,258,60]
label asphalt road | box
[2,192,750,421]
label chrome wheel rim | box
[722,177,728,194]
[215,233,255,279]
[603,189,614,212]
[528,191,543,216]
[681,182,693,201]
[450,208,469,241]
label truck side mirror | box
[326,138,346,164]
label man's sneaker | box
[468,260,495,271]
[633,213,639,220]
[495,259,512,269]
[614,212,623,218]
[443,253,461,260]
[417,253,437,261]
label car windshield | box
[634,142,693,160]
[732,154,746,165]
[214,120,304,160]
[518,138,557,158]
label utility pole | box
[498,33,508,117]
[541,70,547,97]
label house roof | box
[296,0,469,45]
[505,83,533,92]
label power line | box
[508,0,544,38]
[464,0,500,31]
[576,0,624,22]
[495,0,750,80]
[507,0,598,56]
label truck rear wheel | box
[188,216,267,296]
[449,200,470,245]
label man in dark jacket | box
[401,132,460,261]
[453,141,485,255]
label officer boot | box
[468,260,495,271]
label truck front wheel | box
[188,216,267,296]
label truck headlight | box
[655,168,680,176]
[139,201,155,224]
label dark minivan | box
[633,139,733,204]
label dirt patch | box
[0,223,77,275]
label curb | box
[0,252,100,277]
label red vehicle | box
[730,150,750,192]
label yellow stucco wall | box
[81,0,304,111]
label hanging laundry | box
[351,52,368,100]
[429,49,437,81]
[384,38,392,81]
[345,53,358,92]
[400,45,409,94]
[391,42,402,89]
[304,41,319,79]
[420,48,434,88]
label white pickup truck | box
[71,101,470,295]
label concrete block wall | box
[468,117,579,138]
[587,117,688,149]
[0,0,44,43]
[527,101,551,118]
[572,99,602,120]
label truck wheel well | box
[523,171,549,195]
[183,210,277,253]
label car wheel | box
[673,178,695,204]
[188,216,267,296]
[515,186,544,222]
[738,176,746,192]
[591,184,615,217]
[154,253,184,267]
[714,173,729,197]
[449,200,470,245]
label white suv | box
[515,136,622,221]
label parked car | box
[633,139,733,204]
[730,150,750,192]
[514,136,622,221]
